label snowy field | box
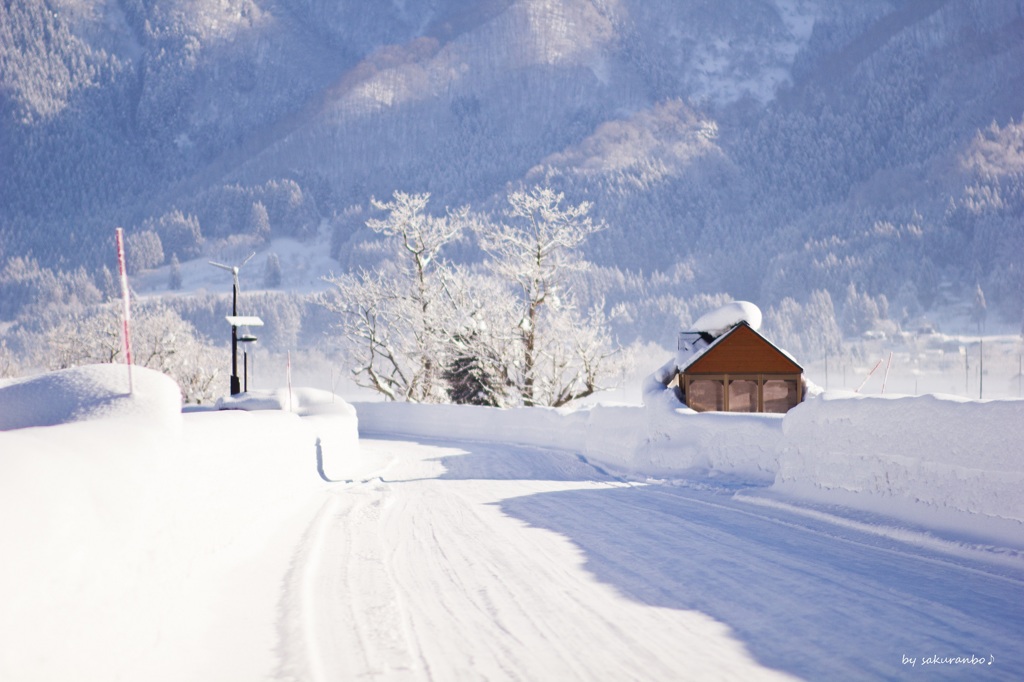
[1,364,1022,680]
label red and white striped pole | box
[115,228,134,394]
[855,358,883,394]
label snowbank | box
[0,364,181,431]
[355,385,1024,525]
[355,392,784,483]
[777,391,1024,523]
[217,386,360,477]
[0,367,361,682]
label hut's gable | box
[683,323,802,375]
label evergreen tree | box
[443,332,503,406]
[127,231,165,275]
[250,201,271,242]
[169,253,183,290]
[263,252,282,288]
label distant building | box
[676,321,803,413]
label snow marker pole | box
[880,351,893,394]
[115,227,134,394]
[855,358,883,393]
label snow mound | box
[690,301,762,337]
[0,364,182,431]
[217,388,360,466]
[216,387,357,418]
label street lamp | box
[209,254,263,395]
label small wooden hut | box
[677,321,803,413]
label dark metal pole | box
[230,273,240,395]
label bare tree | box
[324,187,621,407]
[322,191,466,402]
[34,302,227,404]
[0,339,19,378]
[474,186,619,406]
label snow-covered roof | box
[676,302,766,371]
[690,301,762,338]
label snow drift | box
[777,391,1024,523]
[0,364,181,431]
[355,383,1024,527]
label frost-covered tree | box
[804,289,843,358]
[127,230,165,275]
[842,283,882,337]
[321,192,466,402]
[263,252,282,288]
[168,253,183,290]
[250,201,271,241]
[0,339,18,378]
[474,186,620,406]
[34,302,226,404]
[323,187,626,406]
[153,210,204,260]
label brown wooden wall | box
[684,324,802,375]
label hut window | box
[728,379,758,412]
[688,379,723,412]
[763,379,798,413]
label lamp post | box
[209,253,260,395]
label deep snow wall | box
[777,393,1024,523]
[354,390,1024,523]
[354,396,784,483]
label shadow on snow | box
[421,442,1024,681]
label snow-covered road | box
[280,437,1024,681]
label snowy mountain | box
[1,0,1022,349]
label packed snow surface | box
[1,365,1022,680]
[689,300,763,337]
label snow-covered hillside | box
[2,0,1022,341]
[1,365,1022,679]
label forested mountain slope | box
[1,0,1022,335]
